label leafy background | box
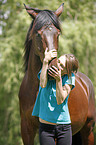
[0,0,96,144]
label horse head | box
[24,4,64,69]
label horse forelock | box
[32,10,61,33]
[24,10,61,72]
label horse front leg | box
[21,115,39,145]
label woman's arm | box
[40,48,57,88]
[56,79,72,105]
[40,60,49,88]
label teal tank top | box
[32,71,75,124]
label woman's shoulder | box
[62,73,75,78]
[62,73,75,86]
[71,72,75,77]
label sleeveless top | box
[32,71,75,124]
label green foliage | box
[0,0,96,144]
[58,20,96,86]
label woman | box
[32,48,79,145]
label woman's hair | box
[65,54,79,77]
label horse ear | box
[55,3,64,17]
[24,4,41,19]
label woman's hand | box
[44,48,57,63]
[48,65,61,81]
[40,48,57,88]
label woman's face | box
[57,55,67,75]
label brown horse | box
[19,3,95,145]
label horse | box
[19,3,95,145]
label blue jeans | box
[39,123,72,145]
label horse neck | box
[27,48,42,82]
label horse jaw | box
[48,57,57,68]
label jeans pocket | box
[62,124,71,131]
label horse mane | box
[24,10,61,72]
